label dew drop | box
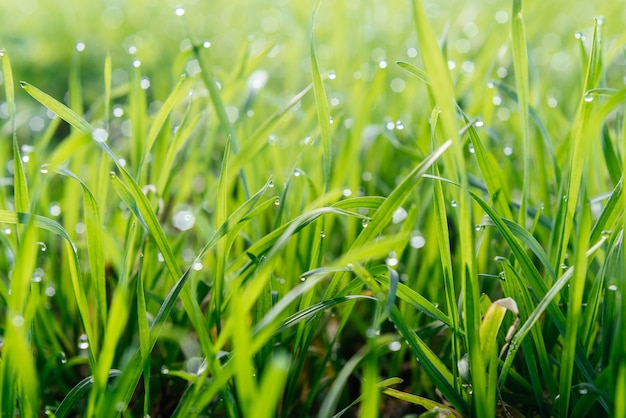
[45,286,56,297]
[192,262,203,271]
[608,284,618,291]
[49,203,61,217]
[361,219,369,228]
[175,7,185,16]
[274,198,280,206]
[59,352,67,364]
[4,228,11,235]
[583,93,594,103]
[366,327,380,338]
[161,365,170,374]
[172,210,195,231]
[474,118,484,127]
[293,169,302,177]
[268,179,274,188]
[410,234,425,249]
[328,71,336,80]
[342,188,352,197]
[450,200,458,208]
[574,31,584,40]
[132,59,141,68]
[92,128,109,143]
[12,315,25,327]
[300,277,306,282]
[386,253,399,267]
[78,334,89,350]
[320,231,326,238]
[37,242,47,252]
[203,41,211,48]
[388,341,402,351]
[392,207,408,224]
[40,164,50,174]
[503,146,513,156]
[560,263,569,270]
[75,42,86,52]
[579,387,589,395]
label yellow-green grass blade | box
[2,218,38,417]
[0,210,97,364]
[57,166,108,330]
[90,222,138,415]
[136,255,151,418]
[104,180,272,412]
[213,138,231,333]
[381,387,462,417]
[552,16,604,273]
[139,73,186,176]
[559,196,592,417]
[249,353,290,418]
[511,0,531,226]
[311,0,332,193]
[2,51,30,214]
[409,1,482,412]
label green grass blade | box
[21,81,94,133]
[2,50,30,213]
[559,197,592,417]
[511,0,531,226]
[311,0,332,193]
[139,73,186,174]
[55,371,122,418]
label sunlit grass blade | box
[21,81,94,133]
[311,0,332,193]
[551,15,604,272]
[139,73,186,175]
[559,197,591,417]
[381,386,462,417]
[57,166,108,329]
[2,50,30,213]
[511,0,531,226]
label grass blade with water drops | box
[511,0,531,226]
[559,196,592,417]
[2,51,29,214]
[311,0,332,193]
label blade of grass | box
[559,195,592,417]
[311,0,332,193]
[2,50,29,214]
[511,0,531,227]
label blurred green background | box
[2,0,624,109]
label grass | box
[1,0,626,416]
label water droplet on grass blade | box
[274,198,280,206]
[175,7,185,16]
[450,200,457,208]
[78,334,89,350]
[320,231,326,238]
[40,164,49,174]
[608,284,618,291]
[75,42,86,52]
[388,341,402,351]
[173,210,195,231]
[161,365,169,374]
[410,233,425,249]
[392,207,408,224]
[12,315,25,327]
[583,93,594,102]
[92,128,108,143]
[361,218,369,228]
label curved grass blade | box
[2,51,29,213]
[311,0,332,193]
[511,0,531,226]
[55,370,122,418]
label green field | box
[1,0,626,416]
